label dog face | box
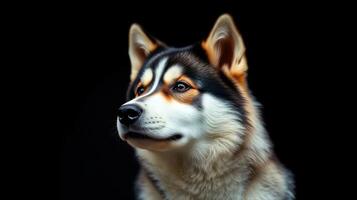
[117,14,251,152]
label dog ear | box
[129,24,159,81]
[202,14,247,81]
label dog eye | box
[172,81,191,93]
[136,86,145,96]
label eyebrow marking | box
[124,57,168,105]
[140,68,153,86]
[146,57,168,95]
[163,65,183,85]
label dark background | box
[43,1,350,200]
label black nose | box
[118,104,143,126]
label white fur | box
[134,93,201,143]
[163,65,183,84]
[190,94,244,166]
[141,68,153,86]
[118,57,168,140]
[134,94,250,199]
[130,94,293,199]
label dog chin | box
[123,131,184,151]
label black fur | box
[127,44,249,127]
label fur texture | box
[117,14,294,200]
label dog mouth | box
[124,132,183,141]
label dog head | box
[117,14,252,153]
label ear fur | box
[202,14,248,80]
[128,24,158,81]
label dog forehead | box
[139,56,186,87]
[149,57,168,89]
[137,56,168,84]
[128,46,210,100]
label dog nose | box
[118,104,143,126]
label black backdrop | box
[54,1,344,199]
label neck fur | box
[136,100,272,196]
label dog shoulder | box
[244,158,295,200]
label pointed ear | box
[202,14,248,80]
[129,24,158,81]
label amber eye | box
[172,81,191,93]
[136,86,145,96]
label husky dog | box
[117,14,294,200]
